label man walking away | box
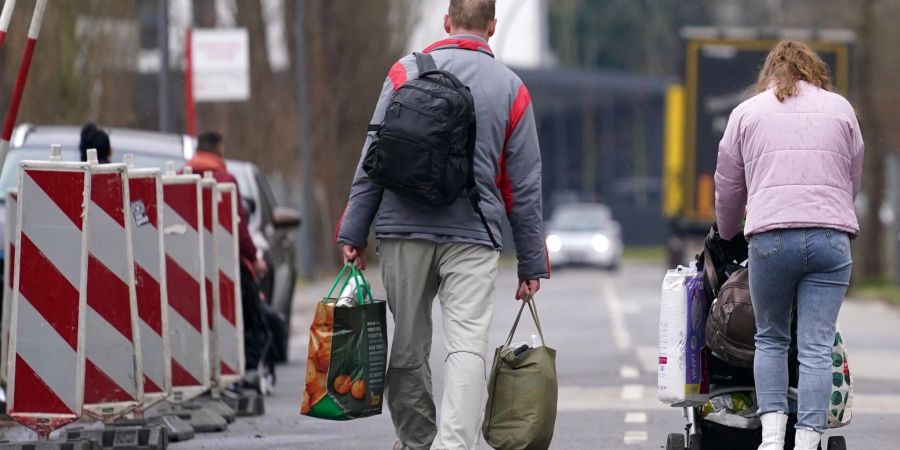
[336,1,550,448]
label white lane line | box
[623,431,648,445]
[601,276,632,351]
[620,365,640,379]
[621,384,644,401]
[559,385,900,414]
[624,412,647,424]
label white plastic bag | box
[658,265,709,406]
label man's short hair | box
[449,0,496,30]
[197,131,223,153]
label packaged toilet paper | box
[658,266,710,406]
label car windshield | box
[0,149,177,195]
[550,208,611,232]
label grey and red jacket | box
[336,35,550,280]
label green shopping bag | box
[301,264,388,420]
[483,298,558,450]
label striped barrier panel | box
[162,170,210,403]
[214,183,244,386]
[7,153,89,438]
[82,160,144,421]
[126,161,172,411]
[1,189,17,384]
[200,173,220,387]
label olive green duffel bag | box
[482,298,557,450]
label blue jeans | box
[749,228,852,432]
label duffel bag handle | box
[504,296,547,347]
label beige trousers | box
[378,239,500,450]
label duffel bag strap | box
[504,296,547,346]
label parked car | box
[227,160,301,363]
[0,124,194,275]
[2,124,301,363]
[545,203,623,270]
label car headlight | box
[592,234,610,253]
[546,234,562,253]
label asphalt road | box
[180,261,900,449]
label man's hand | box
[342,244,367,270]
[516,279,541,301]
[254,257,269,278]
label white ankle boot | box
[758,412,788,450]
[793,428,822,450]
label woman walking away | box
[714,40,864,450]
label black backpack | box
[363,52,499,248]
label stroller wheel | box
[667,433,686,450]
[827,436,846,450]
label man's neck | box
[448,29,489,42]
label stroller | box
[664,225,848,450]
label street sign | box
[191,28,250,102]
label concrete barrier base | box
[0,440,97,450]
[185,398,235,424]
[64,424,167,450]
[151,404,227,433]
[222,390,265,417]
[115,416,194,443]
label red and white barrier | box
[0,0,18,48]
[162,166,210,402]
[214,183,244,386]
[82,154,144,421]
[126,157,171,412]
[200,173,220,387]
[0,0,47,175]
[1,189,17,384]
[6,147,88,438]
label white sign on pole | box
[192,28,250,102]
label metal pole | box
[158,0,172,132]
[294,0,315,280]
[0,0,47,175]
[0,0,19,49]
[184,27,196,136]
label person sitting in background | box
[184,131,285,383]
[184,131,267,277]
[79,123,112,163]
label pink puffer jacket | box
[714,81,865,240]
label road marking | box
[620,365,640,379]
[625,412,647,424]
[601,276,632,351]
[623,431,648,445]
[844,350,900,381]
[621,384,644,401]
[560,385,900,415]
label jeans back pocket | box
[752,231,783,258]
[825,230,851,255]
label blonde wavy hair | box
[756,40,833,102]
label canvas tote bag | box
[483,298,558,450]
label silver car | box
[545,203,623,270]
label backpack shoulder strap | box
[414,52,437,75]
[464,118,501,250]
